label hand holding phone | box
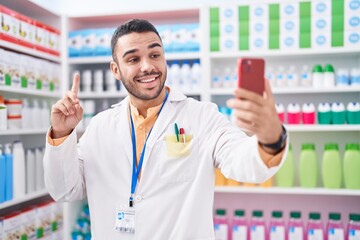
[237,58,265,95]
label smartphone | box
[237,58,265,95]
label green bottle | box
[343,143,360,189]
[322,143,342,189]
[299,143,318,188]
[276,144,295,187]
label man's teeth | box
[139,77,156,83]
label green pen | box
[174,123,179,142]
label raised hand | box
[50,73,83,138]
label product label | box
[308,229,324,240]
[289,226,303,240]
[270,226,285,240]
[250,225,265,240]
[232,225,247,240]
[328,228,345,240]
[348,229,360,240]
[214,223,228,240]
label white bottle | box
[190,59,201,90]
[25,149,36,194]
[41,100,50,128]
[21,99,32,129]
[212,67,222,88]
[82,70,92,92]
[276,66,286,87]
[222,67,233,88]
[169,61,181,90]
[94,69,103,92]
[32,99,42,129]
[35,147,45,190]
[312,64,324,88]
[105,69,117,92]
[12,141,26,199]
[350,68,360,86]
[287,65,299,87]
[0,96,7,130]
[180,60,191,91]
[301,65,312,87]
[336,68,349,86]
[266,66,276,88]
[323,64,335,88]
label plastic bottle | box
[32,99,42,129]
[302,103,316,124]
[0,96,7,130]
[93,69,103,92]
[347,214,360,240]
[331,102,346,124]
[287,65,299,87]
[326,213,345,240]
[322,143,342,189]
[343,143,360,189]
[307,212,324,240]
[214,209,230,240]
[180,60,191,91]
[4,143,13,201]
[223,67,233,88]
[21,98,32,129]
[336,68,349,86]
[350,68,360,86]
[301,65,312,87]
[82,70,92,92]
[0,145,5,203]
[105,69,117,92]
[190,59,201,90]
[312,64,324,88]
[287,103,301,124]
[266,66,276,88]
[170,61,181,90]
[288,211,305,240]
[212,67,222,88]
[25,149,36,194]
[35,147,45,190]
[323,64,335,88]
[318,103,332,124]
[275,103,285,124]
[346,102,360,125]
[12,141,26,199]
[250,210,266,240]
[299,143,318,188]
[269,211,286,240]
[231,209,247,240]
[275,144,295,187]
[42,100,50,128]
[276,66,286,87]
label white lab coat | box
[43,88,288,240]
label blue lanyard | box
[129,91,168,207]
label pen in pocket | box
[180,128,185,144]
[174,123,180,142]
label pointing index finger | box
[71,73,80,95]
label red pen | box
[179,128,185,144]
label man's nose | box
[140,58,155,73]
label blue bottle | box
[4,143,13,201]
[0,145,6,203]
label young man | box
[44,19,288,239]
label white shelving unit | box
[0,128,49,136]
[0,189,49,209]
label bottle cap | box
[325,143,339,150]
[252,210,263,217]
[309,212,321,220]
[346,143,360,151]
[324,64,334,73]
[329,213,341,220]
[312,65,323,73]
[290,211,301,219]
[272,211,283,218]
[216,209,226,216]
[350,214,360,221]
[302,143,315,150]
[235,210,245,217]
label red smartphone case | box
[237,58,265,95]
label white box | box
[312,32,331,48]
[171,24,187,52]
[250,4,268,21]
[344,0,360,14]
[0,11,19,40]
[344,30,360,47]
[220,36,238,51]
[312,16,331,34]
[280,2,299,19]
[156,25,172,52]
[312,0,331,17]
[345,14,360,31]
[2,212,22,239]
[280,34,299,49]
[220,21,238,37]
[36,202,53,239]
[219,5,238,22]
[21,208,37,240]
[250,20,268,36]
[250,35,268,50]
[280,18,299,35]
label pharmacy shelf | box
[0,40,61,63]
[0,189,49,210]
[210,86,360,95]
[214,186,360,196]
[67,52,200,64]
[0,128,48,136]
[210,48,360,59]
[285,125,360,132]
[78,91,127,99]
[0,86,62,98]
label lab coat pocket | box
[159,135,198,183]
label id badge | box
[115,205,135,234]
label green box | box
[239,21,249,35]
[210,7,219,23]
[300,33,311,48]
[269,35,280,50]
[269,19,280,34]
[210,37,220,52]
[239,35,249,51]
[332,31,344,47]
[332,15,344,32]
[210,23,220,37]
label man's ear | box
[110,60,121,81]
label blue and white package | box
[156,25,172,53]
[171,24,187,52]
[95,28,112,56]
[186,23,200,52]
[80,29,96,57]
[68,30,83,57]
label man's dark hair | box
[111,19,161,62]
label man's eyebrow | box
[148,43,162,49]
[122,49,138,58]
